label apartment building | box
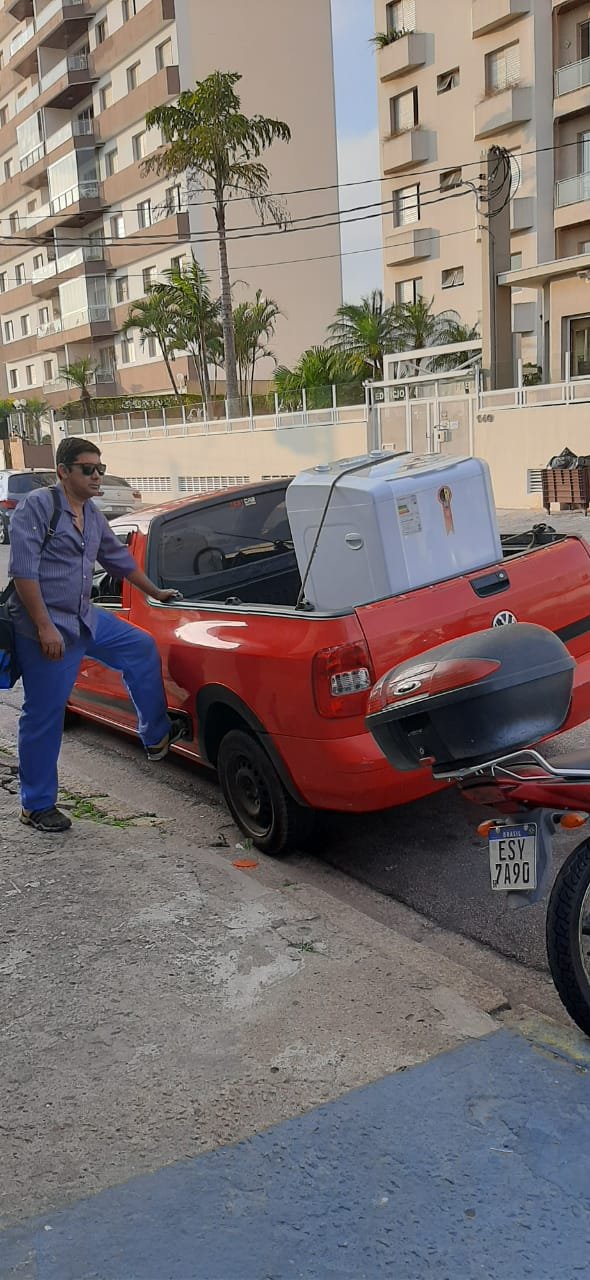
[375,0,590,381]
[0,0,342,409]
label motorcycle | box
[365,621,590,1037]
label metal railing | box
[60,304,111,331]
[19,142,46,171]
[10,21,35,55]
[31,260,57,284]
[37,0,86,27]
[555,56,590,97]
[37,317,63,339]
[41,52,89,93]
[49,180,101,214]
[555,171,590,207]
[15,83,40,114]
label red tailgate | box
[355,538,590,704]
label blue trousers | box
[15,611,171,813]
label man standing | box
[9,437,183,834]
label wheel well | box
[203,703,252,766]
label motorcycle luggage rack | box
[434,747,590,784]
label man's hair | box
[55,437,101,469]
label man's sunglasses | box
[69,463,107,477]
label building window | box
[0,106,7,128]
[122,0,137,19]
[38,306,49,326]
[580,240,590,254]
[115,276,129,303]
[99,82,112,112]
[25,364,36,386]
[147,335,157,358]
[510,251,523,271]
[9,211,19,234]
[15,263,25,285]
[142,266,157,292]
[127,62,140,92]
[120,336,135,364]
[395,278,422,305]
[4,158,12,181]
[571,316,590,376]
[110,213,125,239]
[9,369,18,390]
[442,266,464,289]
[392,184,420,227]
[165,184,182,214]
[440,167,462,191]
[104,148,118,177]
[4,321,14,342]
[437,68,460,94]
[386,0,415,36]
[132,131,146,161]
[0,273,6,293]
[43,359,54,381]
[20,314,30,336]
[32,254,43,270]
[137,199,152,229]
[390,87,418,134]
[579,21,590,60]
[95,19,107,45]
[170,255,185,273]
[156,39,173,71]
[486,43,520,95]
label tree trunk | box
[216,198,240,415]
[159,342,182,402]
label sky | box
[331,0,383,302]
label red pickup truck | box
[70,480,590,855]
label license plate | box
[489,824,537,891]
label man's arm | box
[10,491,64,660]
[97,519,180,602]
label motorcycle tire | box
[546,837,590,1038]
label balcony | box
[474,85,532,139]
[472,0,531,37]
[37,0,93,49]
[19,118,96,187]
[39,52,97,109]
[554,172,590,228]
[37,316,63,340]
[554,58,590,119]
[385,225,434,266]
[32,244,109,293]
[378,32,428,82]
[382,128,431,175]
[10,21,37,79]
[6,0,34,20]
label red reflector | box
[367,657,501,716]
[313,641,374,718]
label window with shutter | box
[386,0,416,34]
[392,184,420,226]
[437,68,460,94]
[390,88,418,133]
[441,266,464,289]
[440,168,462,191]
[486,43,520,94]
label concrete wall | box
[473,400,590,509]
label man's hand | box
[37,621,65,662]
[154,588,183,603]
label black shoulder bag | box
[0,486,62,688]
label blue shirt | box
[8,484,137,641]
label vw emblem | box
[493,610,517,627]
[393,678,423,696]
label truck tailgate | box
[355,538,590,716]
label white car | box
[93,474,143,520]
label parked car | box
[92,475,142,521]
[67,478,590,857]
[0,470,56,544]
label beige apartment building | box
[376,0,590,382]
[0,0,342,410]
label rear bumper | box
[272,730,446,813]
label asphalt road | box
[1,521,588,977]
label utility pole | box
[481,147,513,390]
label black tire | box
[63,706,81,731]
[546,837,590,1037]
[217,728,315,857]
[0,520,9,546]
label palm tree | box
[392,300,478,373]
[233,290,281,402]
[275,346,353,410]
[58,358,96,418]
[22,397,49,445]
[122,290,181,400]
[430,319,481,372]
[327,290,398,381]
[143,70,291,414]
[161,256,222,410]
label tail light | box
[0,499,17,510]
[132,491,141,500]
[367,658,501,717]
[313,641,374,718]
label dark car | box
[0,469,56,545]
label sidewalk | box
[0,728,589,1277]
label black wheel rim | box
[228,750,274,839]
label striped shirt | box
[9,484,136,641]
